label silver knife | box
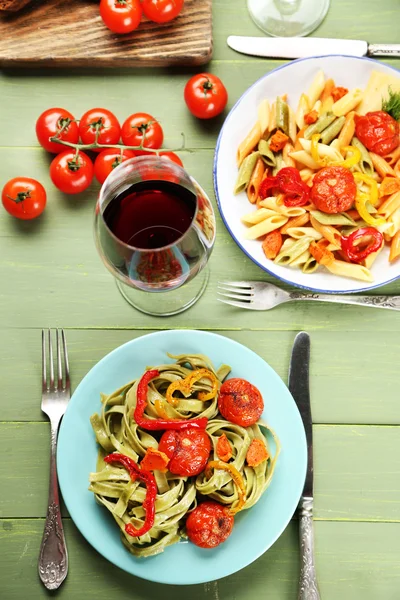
[227,35,400,59]
[288,332,320,600]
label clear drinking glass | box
[247,0,330,37]
[94,156,216,316]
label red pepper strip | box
[340,227,383,264]
[134,369,208,431]
[104,453,157,538]
[259,167,310,207]
[258,176,277,199]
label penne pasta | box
[332,88,363,117]
[274,236,314,266]
[258,139,276,167]
[319,116,346,144]
[268,101,277,132]
[321,96,334,114]
[363,241,384,269]
[307,70,325,107]
[390,230,400,262]
[302,255,319,273]
[280,212,310,234]
[289,150,319,170]
[245,214,288,240]
[234,152,260,194]
[304,112,336,139]
[286,227,322,240]
[295,93,310,129]
[288,106,297,143]
[320,78,335,102]
[312,100,322,115]
[351,137,374,176]
[387,207,400,237]
[241,207,277,225]
[299,138,342,162]
[290,250,311,267]
[394,157,400,179]
[310,215,342,248]
[369,152,396,178]
[247,157,266,204]
[259,197,307,217]
[377,191,400,220]
[337,111,355,148]
[325,260,374,282]
[384,145,400,166]
[257,100,271,136]
[282,142,296,168]
[237,123,261,166]
[276,97,289,135]
[310,210,356,226]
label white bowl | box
[213,56,400,293]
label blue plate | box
[57,330,307,585]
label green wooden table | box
[1,1,400,598]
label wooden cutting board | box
[0,0,212,67]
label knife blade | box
[289,332,320,600]
[227,35,400,59]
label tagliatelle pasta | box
[234,68,400,279]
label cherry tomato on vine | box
[36,108,79,154]
[2,177,47,220]
[78,108,121,151]
[94,149,135,184]
[141,0,184,23]
[186,501,234,548]
[218,378,264,427]
[100,0,142,34]
[184,73,228,119]
[159,151,183,167]
[50,151,94,195]
[121,113,164,149]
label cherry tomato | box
[94,148,135,184]
[218,378,264,427]
[121,113,164,149]
[2,177,46,220]
[159,151,183,167]
[100,0,142,34]
[50,151,94,195]
[78,108,121,151]
[36,108,79,154]
[184,73,228,120]
[186,501,234,548]
[141,0,183,23]
[355,111,400,157]
[158,428,211,476]
[311,166,356,214]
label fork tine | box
[56,329,63,391]
[42,330,47,392]
[48,329,54,391]
[218,281,253,290]
[217,298,255,309]
[218,283,253,296]
[62,330,70,391]
[217,291,252,303]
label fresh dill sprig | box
[382,86,400,121]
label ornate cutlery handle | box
[38,419,68,590]
[298,497,320,600]
[289,291,400,311]
[368,43,400,57]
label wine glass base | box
[116,267,209,317]
[247,0,330,37]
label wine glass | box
[94,155,216,317]
[247,0,330,37]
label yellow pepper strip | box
[335,145,361,169]
[206,460,247,515]
[311,138,361,169]
[355,192,386,226]
[311,133,323,165]
[154,399,171,420]
[353,172,379,206]
[166,368,218,407]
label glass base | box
[247,0,330,37]
[116,267,209,317]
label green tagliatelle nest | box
[88,353,280,557]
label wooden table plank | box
[1,422,399,521]
[1,519,400,600]
[1,329,399,425]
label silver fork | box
[217,281,400,311]
[38,329,70,590]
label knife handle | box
[298,497,320,600]
[368,43,400,57]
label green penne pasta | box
[274,236,314,266]
[304,112,337,139]
[89,354,280,558]
[272,152,284,176]
[233,151,260,194]
[310,210,357,226]
[302,256,319,274]
[351,136,374,176]
[320,116,345,144]
[258,139,277,167]
[275,97,289,135]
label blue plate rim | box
[57,329,307,585]
[213,54,400,295]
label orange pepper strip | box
[140,448,170,473]
[154,399,171,420]
[246,439,270,467]
[206,460,247,515]
[216,434,233,462]
[166,369,218,406]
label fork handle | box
[38,419,68,590]
[289,292,400,311]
